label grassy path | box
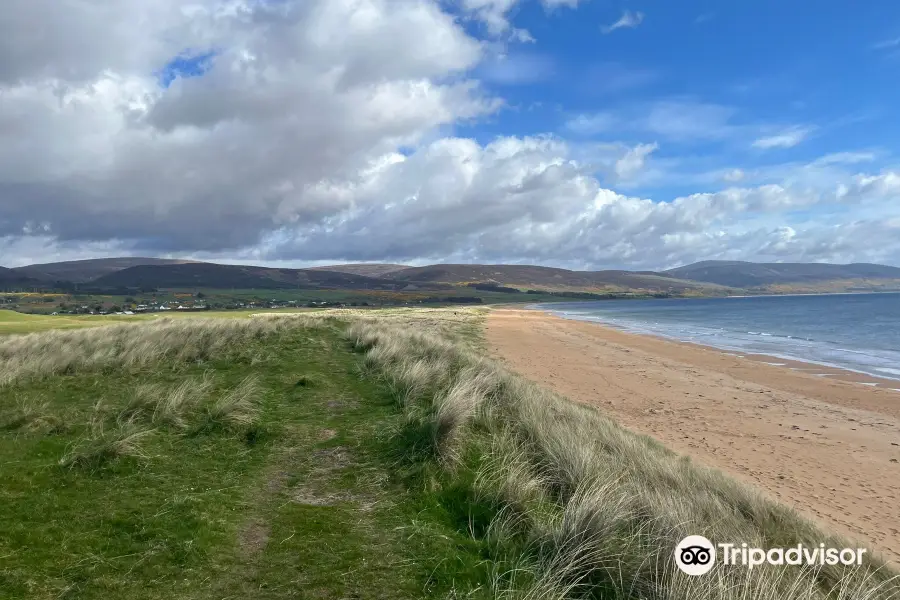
[0,320,487,599]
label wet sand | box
[486,308,900,564]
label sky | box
[1,0,899,270]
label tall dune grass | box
[345,318,899,600]
[0,316,305,387]
[4,309,897,597]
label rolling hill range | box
[3,257,900,295]
[385,264,723,293]
[309,263,410,277]
[0,266,42,290]
[13,257,199,283]
[87,263,417,291]
[663,261,900,288]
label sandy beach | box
[486,308,900,564]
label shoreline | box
[486,308,900,564]
[528,302,900,388]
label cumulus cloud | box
[1,0,900,271]
[601,10,645,34]
[0,0,493,252]
[245,136,900,268]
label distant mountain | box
[13,257,200,284]
[664,261,900,288]
[6,257,900,295]
[309,264,410,277]
[389,264,725,293]
[68,261,721,293]
[88,263,413,291]
[0,267,43,291]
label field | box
[1,309,897,599]
[1,284,670,317]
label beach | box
[486,308,900,564]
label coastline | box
[486,308,900,564]
[528,300,900,387]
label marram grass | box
[344,316,900,600]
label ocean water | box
[536,293,900,382]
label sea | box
[535,293,900,382]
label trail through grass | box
[0,315,492,599]
[4,307,897,599]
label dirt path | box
[486,309,900,564]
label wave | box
[541,305,900,382]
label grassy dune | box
[345,311,899,599]
[0,309,897,599]
[0,314,494,599]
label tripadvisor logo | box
[674,536,868,576]
[675,535,716,576]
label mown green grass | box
[0,316,496,599]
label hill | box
[6,257,900,296]
[309,263,410,277]
[13,257,200,284]
[88,263,412,291]
[0,266,43,290]
[664,261,900,288]
[389,264,725,293]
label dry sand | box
[486,308,900,564]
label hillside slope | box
[309,263,410,277]
[389,264,726,293]
[88,263,411,291]
[0,266,43,290]
[13,257,200,283]
[665,260,900,288]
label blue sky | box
[459,0,900,198]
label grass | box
[1,307,897,599]
[0,312,498,599]
[344,313,900,600]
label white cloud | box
[613,143,659,182]
[601,10,645,34]
[722,169,746,183]
[243,136,900,268]
[1,0,900,271]
[752,126,815,149]
[0,0,494,252]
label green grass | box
[346,315,900,600]
[5,308,897,599]
[0,315,497,599]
